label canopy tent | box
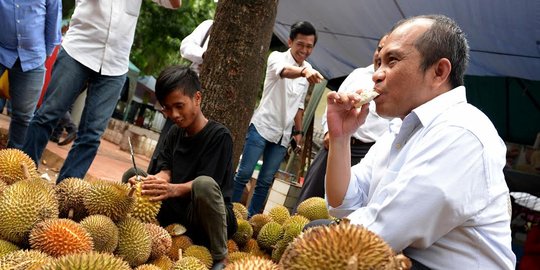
[273,0,540,145]
[274,0,540,82]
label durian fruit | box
[55,177,91,221]
[240,239,262,256]
[0,180,7,194]
[79,214,119,253]
[115,217,152,267]
[135,264,163,270]
[0,239,20,257]
[0,178,59,244]
[165,223,187,236]
[41,251,131,270]
[227,251,252,263]
[248,214,273,238]
[29,218,93,257]
[268,205,290,225]
[232,219,253,247]
[146,223,173,260]
[282,214,310,229]
[224,256,279,270]
[130,182,162,223]
[184,245,213,269]
[227,239,239,253]
[271,222,304,263]
[296,197,330,221]
[256,221,283,251]
[83,180,134,222]
[0,148,39,185]
[169,235,193,261]
[232,202,248,220]
[0,249,53,270]
[149,255,174,270]
[172,256,208,270]
[279,222,411,270]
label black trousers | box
[293,138,374,212]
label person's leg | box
[22,49,90,164]
[232,124,266,203]
[57,110,77,146]
[50,112,70,143]
[247,141,287,217]
[293,147,329,213]
[57,72,126,182]
[188,176,229,261]
[6,60,45,149]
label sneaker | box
[58,131,76,146]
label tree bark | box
[200,0,279,168]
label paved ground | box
[0,114,150,182]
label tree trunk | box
[200,0,279,168]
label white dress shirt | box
[180,19,213,75]
[322,65,398,142]
[62,0,176,76]
[328,86,516,269]
[251,49,310,148]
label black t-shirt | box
[156,120,234,208]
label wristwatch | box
[292,130,304,136]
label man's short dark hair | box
[392,14,469,88]
[155,65,201,104]
[289,21,318,44]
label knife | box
[127,137,140,197]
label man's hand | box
[302,67,324,85]
[326,90,370,140]
[129,175,190,202]
[293,134,303,154]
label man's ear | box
[194,91,202,106]
[287,38,293,48]
[432,58,451,88]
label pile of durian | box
[0,148,411,270]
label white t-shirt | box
[180,19,213,75]
[251,49,310,148]
[63,0,176,76]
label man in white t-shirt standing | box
[23,0,182,183]
[232,21,324,217]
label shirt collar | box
[285,49,304,67]
[412,86,467,128]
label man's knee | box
[192,176,222,201]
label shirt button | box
[17,20,20,23]
[395,143,402,149]
[16,4,19,8]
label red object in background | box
[37,45,60,108]
[519,225,540,270]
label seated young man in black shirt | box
[127,65,237,269]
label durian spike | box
[346,255,358,270]
[21,163,30,180]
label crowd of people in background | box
[0,1,518,269]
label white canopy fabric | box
[274,0,540,81]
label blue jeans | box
[0,59,45,149]
[232,124,287,217]
[22,48,126,182]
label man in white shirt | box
[232,21,324,217]
[294,35,401,210]
[325,15,516,269]
[180,19,213,75]
[22,0,181,183]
